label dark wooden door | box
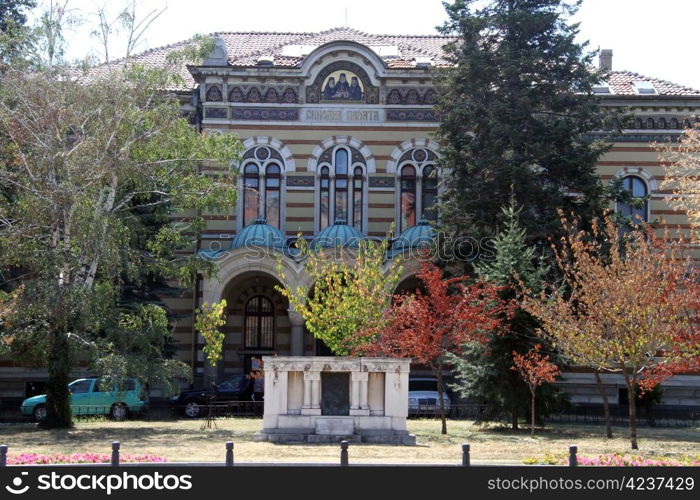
[321,372,350,415]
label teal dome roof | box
[230,218,286,251]
[199,218,286,260]
[388,219,436,259]
[311,219,365,249]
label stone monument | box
[254,356,415,445]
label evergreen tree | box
[435,0,613,252]
[0,0,36,64]
[448,203,567,429]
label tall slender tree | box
[435,0,613,252]
[449,203,566,430]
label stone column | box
[359,372,369,410]
[302,373,312,408]
[288,309,305,356]
[350,374,360,410]
[301,371,321,415]
[350,371,369,416]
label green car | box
[20,378,147,422]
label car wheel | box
[33,404,46,422]
[183,400,201,418]
[110,403,129,421]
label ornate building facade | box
[2,28,698,407]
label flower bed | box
[7,453,167,465]
[524,452,700,467]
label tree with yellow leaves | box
[276,236,402,355]
[521,215,698,450]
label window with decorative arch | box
[244,296,274,349]
[396,148,439,232]
[317,145,367,231]
[239,146,286,229]
[616,174,649,223]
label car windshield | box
[218,377,243,391]
[409,380,438,392]
[68,380,93,394]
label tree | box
[194,299,227,429]
[0,0,36,64]
[0,10,241,427]
[359,260,510,434]
[521,215,699,449]
[659,122,700,242]
[435,0,613,253]
[449,203,565,430]
[511,344,560,437]
[277,236,402,355]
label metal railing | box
[0,440,582,467]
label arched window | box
[317,145,367,231]
[239,146,286,229]
[400,165,417,232]
[245,296,274,349]
[353,166,363,231]
[242,164,260,226]
[265,164,281,228]
[320,166,330,230]
[334,149,349,222]
[617,175,648,223]
[422,165,438,221]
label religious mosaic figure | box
[323,77,336,100]
[349,76,363,100]
[321,70,365,101]
[334,73,350,99]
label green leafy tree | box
[449,203,566,429]
[0,0,36,63]
[195,300,228,378]
[0,9,240,428]
[435,0,613,254]
[277,236,402,355]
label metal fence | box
[2,400,698,427]
[0,440,582,467]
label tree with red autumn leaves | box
[357,260,511,434]
[511,344,560,437]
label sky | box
[48,0,700,90]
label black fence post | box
[0,445,7,467]
[462,443,470,467]
[569,445,577,467]
[225,441,234,467]
[111,441,120,467]
[340,440,349,467]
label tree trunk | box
[42,328,73,429]
[434,364,448,435]
[594,371,613,439]
[624,374,639,450]
[511,407,519,431]
[530,389,536,438]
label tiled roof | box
[111,27,699,96]
[608,70,700,96]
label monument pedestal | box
[254,356,416,445]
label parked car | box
[171,374,254,418]
[408,377,451,414]
[20,378,147,422]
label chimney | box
[599,49,613,71]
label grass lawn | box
[1,419,698,465]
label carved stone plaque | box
[321,372,350,416]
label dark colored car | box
[171,374,253,418]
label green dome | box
[388,219,435,259]
[311,219,365,249]
[230,218,286,250]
